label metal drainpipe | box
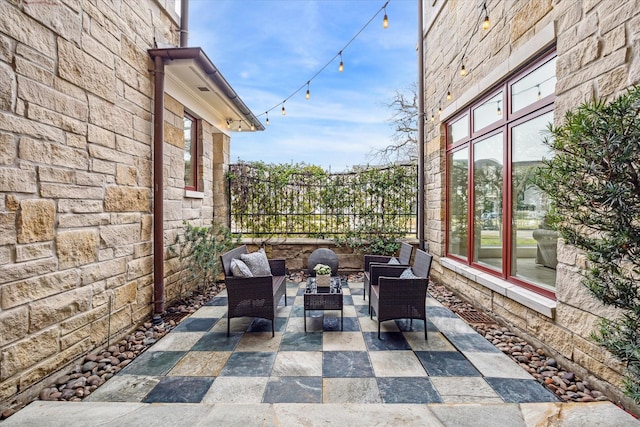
[417,0,426,251]
[180,0,189,47]
[152,55,165,324]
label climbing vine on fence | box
[227,161,417,249]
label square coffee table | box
[304,276,343,331]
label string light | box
[438,104,442,116]
[238,121,242,132]
[460,60,467,77]
[226,119,232,129]
[431,110,435,122]
[250,123,255,131]
[482,3,490,30]
[383,4,388,28]
[447,90,452,101]
[536,84,542,100]
[255,1,389,127]
[496,100,502,117]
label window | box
[446,52,557,297]
[184,112,197,191]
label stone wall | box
[423,0,639,411]
[0,0,222,410]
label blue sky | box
[189,0,418,172]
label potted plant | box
[313,263,332,287]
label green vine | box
[534,86,640,402]
[168,221,239,301]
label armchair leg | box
[227,313,231,337]
[378,321,381,339]
[272,320,275,338]
[424,317,428,340]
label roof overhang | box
[148,47,264,133]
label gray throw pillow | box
[240,248,272,276]
[388,257,400,265]
[231,258,253,278]
[400,268,419,279]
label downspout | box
[152,55,165,323]
[180,0,189,47]
[417,0,426,251]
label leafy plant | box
[534,86,640,402]
[168,221,239,301]
[313,264,332,275]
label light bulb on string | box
[497,101,502,117]
[382,5,388,28]
[226,119,232,130]
[238,121,242,132]
[431,110,434,122]
[438,105,442,116]
[250,123,255,131]
[482,3,490,30]
[338,51,344,72]
[265,112,269,126]
[460,63,466,77]
[305,81,310,100]
[536,84,542,100]
[281,103,286,116]
[447,91,452,101]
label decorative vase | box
[316,273,331,288]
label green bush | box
[534,86,640,402]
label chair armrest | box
[364,255,392,271]
[369,264,405,285]
[268,258,286,276]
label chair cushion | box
[230,258,253,278]
[400,268,419,279]
[388,257,400,264]
[240,248,272,276]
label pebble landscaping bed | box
[0,273,621,419]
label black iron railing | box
[227,163,417,237]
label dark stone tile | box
[355,304,370,317]
[247,317,287,333]
[393,318,438,333]
[350,288,365,297]
[342,295,354,305]
[363,332,411,351]
[173,317,218,332]
[282,295,295,306]
[415,351,481,377]
[142,376,214,403]
[444,332,501,353]
[218,351,276,377]
[205,297,227,306]
[322,316,360,332]
[485,378,559,403]
[289,305,305,317]
[119,351,185,376]
[280,332,322,351]
[427,306,459,318]
[323,351,374,378]
[263,377,322,403]
[377,377,442,403]
[191,332,242,351]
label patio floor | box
[4,279,639,426]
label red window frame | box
[184,112,198,191]
[445,50,557,299]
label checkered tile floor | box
[86,280,558,405]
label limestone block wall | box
[423,0,640,410]
[0,0,203,409]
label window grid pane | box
[184,115,196,190]
[448,148,469,259]
[473,92,503,132]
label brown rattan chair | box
[220,245,287,337]
[369,249,433,339]
[363,242,414,300]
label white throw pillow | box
[240,248,272,276]
[400,268,419,279]
[230,258,253,278]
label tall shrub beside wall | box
[535,87,640,402]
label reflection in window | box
[473,92,503,132]
[511,57,556,114]
[184,114,196,190]
[473,133,503,270]
[448,148,469,259]
[511,112,555,289]
[447,115,468,145]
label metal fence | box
[227,163,418,237]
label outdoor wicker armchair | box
[363,242,414,300]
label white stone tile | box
[322,378,381,403]
[147,331,205,352]
[201,377,268,403]
[463,352,532,379]
[271,351,322,377]
[369,351,427,377]
[323,332,366,351]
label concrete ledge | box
[441,258,556,319]
[184,190,204,199]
